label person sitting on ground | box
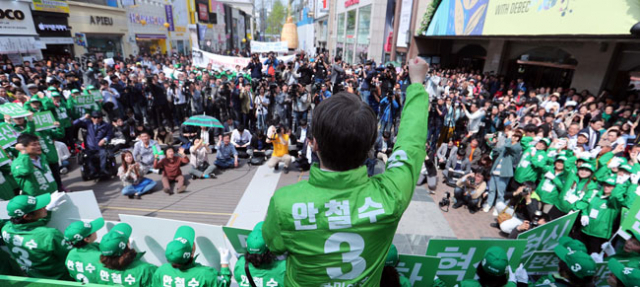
[97,223,158,286]
[294,119,310,150]
[380,244,411,287]
[462,136,482,166]
[72,111,113,179]
[189,138,217,180]
[178,122,198,146]
[132,129,163,174]
[215,133,238,169]
[234,222,286,286]
[266,125,292,174]
[494,181,541,234]
[152,226,232,287]
[154,126,174,146]
[154,146,189,195]
[436,140,458,169]
[375,131,394,163]
[231,124,252,157]
[2,193,68,280]
[248,130,273,158]
[118,150,157,199]
[444,149,471,184]
[453,168,488,213]
[64,218,105,283]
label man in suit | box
[462,137,482,166]
[436,140,458,169]
[444,149,471,183]
[580,117,603,151]
[295,119,310,150]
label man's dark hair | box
[475,262,508,287]
[609,129,621,137]
[335,56,342,62]
[380,266,401,287]
[312,92,377,171]
[245,249,277,268]
[558,260,595,287]
[237,124,245,133]
[18,133,40,147]
[524,124,538,134]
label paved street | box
[63,154,501,256]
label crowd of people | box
[0,46,639,286]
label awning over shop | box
[0,37,45,54]
[40,37,75,45]
[135,34,167,39]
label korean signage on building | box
[198,3,209,22]
[129,13,163,25]
[31,0,70,14]
[164,5,175,31]
[0,1,37,36]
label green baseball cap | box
[70,89,80,94]
[246,229,266,255]
[604,176,617,186]
[29,97,42,103]
[165,225,195,264]
[100,223,133,256]
[47,86,57,91]
[385,244,399,267]
[86,85,96,90]
[627,229,640,242]
[558,236,587,253]
[579,162,595,172]
[539,138,551,147]
[7,194,51,218]
[253,221,264,233]
[620,164,633,173]
[609,258,640,287]
[481,246,509,276]
[554,245,596,278]
[555,156,568,162]
[51,91,62,97]
[64,218,105,245]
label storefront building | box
[313,0,329,54]
[193,0,227,54]
[416,0,640,95]
[124,0,169,55]
[331,0,389,64]
[68,1,132,58]
[0,0,43,63]
[32,7,74,58]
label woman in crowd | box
[154,146,190,195]
[118,150,157,199]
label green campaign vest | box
[234,256,285,287]
[153,261,231,287]
[66,243,102,284]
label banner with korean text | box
[517,211,579,259]
[250,41,289,53]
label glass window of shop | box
[86,35,123,58]
[356,5,371,64]
[336,13,345,58]
[345,10,356,64]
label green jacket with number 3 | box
[576,188,624,239]
[262,83,429,286]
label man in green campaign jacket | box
[11,133,58,196]
[153,225,232,287]
[64,217,105,283]
[514,138,549,184]
[262,58,430,286]
[577,176,624,251]
[1,193,70,279]
[0,219,21,276]
[234,223,286,286]
[97,223,157,286]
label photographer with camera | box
[330,56,345,93]
[246,53,263,91]
[444,148,471,186]
[312,83,331,105]
[266,125,292,174]
[292,83,310,131]
[264,53,279,82]
[313,54,328,84]
[452,168,488,213]
[493,181,543,234]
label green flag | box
[425,239,527,286]
[222,227,251,254]
[517,211,579,259]
[0,103,30,118]
[621,197,640,235]
[0,123,19,148]
[75,93,96,107]
[33,111,56,131]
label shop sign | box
[0,1,37,36]
[32,0,70,14]
[164,5,175,31]
[74,33,87,47]
[129,13,163,25]
[90,16,113,26]
[344,0,359,8]
[198,3,209,22]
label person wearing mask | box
[2,193,68,279]
[64,218,105,283]
[234,223,286,286]
[189,138,217,180]
[132,130,163,174]
[380,245,410,287]
[154,147,189,195]
[72,111,113,179]
[118,150,157,199]
[215,134,238,169]
[97,223,158,286]
[152,226,232,287]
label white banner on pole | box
[192,48,297,71]
[250,41,289,53]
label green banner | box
[33,111,56,131]
[397,254,441,287]
[522,251,559,275]
[222,226,251,254]
[0,103,30,118]
[621,196,640,235]
[0,275,103,286]
[0,123,20,149]
[594,260,630,287]
[75,93,96,108]
[425,239,527,286]
[0,148,11,167]
[517,211,579,259]
[91,90,103,102]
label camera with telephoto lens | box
[439,192,451,208]
[530,210,543,228]
[522,186,532,196]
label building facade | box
[68,0,132,58]
[124,0,170,55]
[0,0,42,63]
